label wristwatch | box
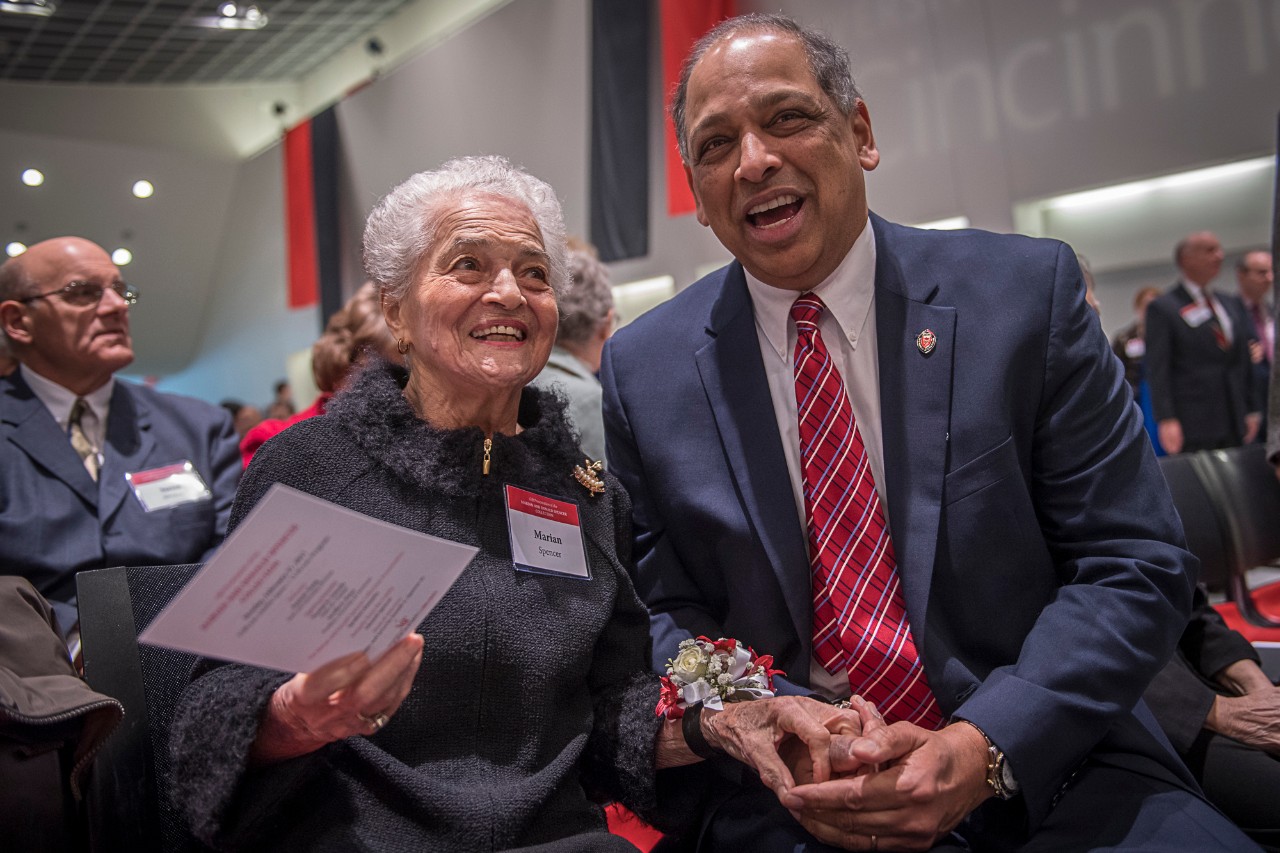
[961,720,1019,800]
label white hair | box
[363,155,569,306]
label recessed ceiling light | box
[112,248,133,265]
[194,2,266,30]
[0,1,56,18]
[5,242,27,257]
[132,179,154,199]
[21,168,43,187]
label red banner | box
[660,0,736,217]
[283,119,319,309]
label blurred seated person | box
[1144,586,1280,851]
[239,282,395,466]
[0,237,239,638]
[530,243,614,464]
[169,156,865,851]
[219,399,263,439]
[264,379,293,420]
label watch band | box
[682,703,723,760]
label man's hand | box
[1158,418,1184,455]
[1214,658,1275,696]
[1205,686,1280,755]
[779,721,992,851]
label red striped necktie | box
[791,293,942,728]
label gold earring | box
[396,338,409,355]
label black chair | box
[1158,452,1234,594]
[77,564,203,853]
[1191,443,1280,628]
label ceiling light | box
[132,179,154,199]
[111,248,133,265]
[912,216,970,231]
[6,242,27,257]
[194,2,266,30]
[1047,156,1273,212]
[21,168,43,187]
[0,1,56,17]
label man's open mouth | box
[746,194,802,229]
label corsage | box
[657,637,783,759]
[656,636,782,719]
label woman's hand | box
[700,695,874,799]
[250,633,424,764]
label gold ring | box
[869,835,878,852]
[358,711,390,732]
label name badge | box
[1179,303,1213,328]
[125,461,212,512]
[1124,338,1145,359]
[505,484,590,580]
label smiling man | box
[0,236,239,640]
[601,13,1255,852]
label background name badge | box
[125,460,212,512]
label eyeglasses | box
[16,280,139,307]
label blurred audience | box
[240,282,395,466]
[1145,231,1260,454]
[1237,250,1274,441]
[265,379,294,420]
[0,237,239,640]
[1112,286,1163,398]
[219,399,263,439]
[530,243,615,464]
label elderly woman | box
[530,244,614,463]
[168,156,862,852]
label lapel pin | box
[916,328,937,355]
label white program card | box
[139,484,478,673]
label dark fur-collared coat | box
[168,359,663,852]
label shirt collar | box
[19,363,115,430]
[745,221,878,361]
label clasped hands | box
[704,697,993,852]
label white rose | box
[671,646,708,683]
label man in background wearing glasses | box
[0,236,239,646]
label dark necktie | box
[791,293,942,727]
[68,397,99,482]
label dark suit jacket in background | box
[0,371,239,631]
[602,214,1199,837]
[1145,283,1258,451]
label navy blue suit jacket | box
[602,215,1199,829]
[0,371,239,631]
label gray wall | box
[141,0,1280,400]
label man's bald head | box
[0,236,134,395]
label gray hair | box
[363,155,569,306]
[557,249,614,346]
[671,13,861,163]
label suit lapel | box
[99,382,154,524]
[1,373,99,507]
[872,215,956,647]
[693,264,812,648]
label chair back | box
[1157,452,1233,592]
[77,564,202,853]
